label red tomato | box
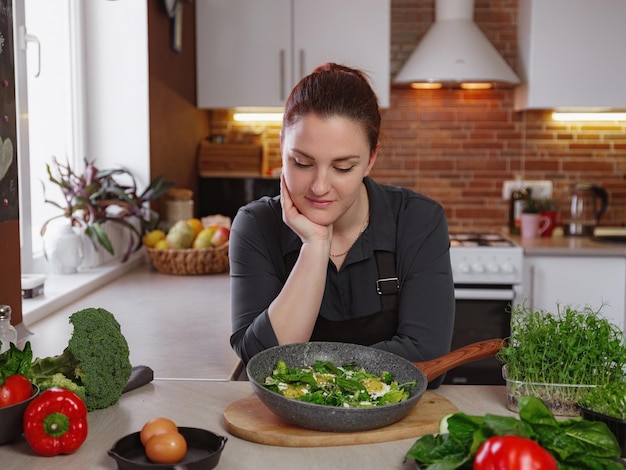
[0,374,33,407]
[474,436,558,470]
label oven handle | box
[454,288,515,301]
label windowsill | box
[22,252,145,327]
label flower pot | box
[78,223,131,269]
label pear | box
[166,221,194,249]
[193,227,216,249]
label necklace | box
[329,212,370,258]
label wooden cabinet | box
[195,0,390,108]
[522,255,626,331]
[515,0,626,110]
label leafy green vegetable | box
[263,359,416,408]
[0,308,132,411]
[579,382,626,420]
[0,341,33,383]
[405,396,622,469]
[497,303,626,385]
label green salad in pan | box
[263,359,417,408]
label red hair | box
[282,63,381,153]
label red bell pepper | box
[0,374,33,407]
[474,435,558,470]
[23,387,88,456]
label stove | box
[444,232,524,385]
[449,233,523,286]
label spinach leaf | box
[0,341,33,381]
[518,395,559,427]
[559,420,622,458]
[405,396,623,469]
[482,413,532,437]
[405,434,471,469]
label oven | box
[442,233,524,385]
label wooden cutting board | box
[223,391,457,447]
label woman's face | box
[281,114,377,226]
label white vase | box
[78,222,131,269]
[43,222,84,274]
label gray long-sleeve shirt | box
[229,177,455,381]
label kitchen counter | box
[511,233,626,257]
[22,259,241,381]
[0,382,514,469]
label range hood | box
[393,0,520,89]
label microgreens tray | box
[503,366,596,416]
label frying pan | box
[246,339,503,432]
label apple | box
[210,226,230,247]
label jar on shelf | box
[163,188,194,229]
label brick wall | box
[209,0,626,232]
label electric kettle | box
[563,183,608,236]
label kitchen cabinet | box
[522,255,626,331]
[195,0,390,108]
[515,0,626,110]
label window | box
[15,0,85,273]
[14,1,151,322]
[15,0,150,277]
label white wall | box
[83,0,150,187]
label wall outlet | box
[502,180,553,200]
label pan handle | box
[413,338,505,382]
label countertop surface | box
[23,261,241,381]
[0,381,515,469]
[511,232,626,257]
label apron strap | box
[374,251,399,312]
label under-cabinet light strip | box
[233,112,284,122]
[552,112,626,122]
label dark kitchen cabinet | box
[197,176,280,221]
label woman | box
[229,63,455,386]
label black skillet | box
[246,339,503,432]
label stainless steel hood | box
[393,0,520,89]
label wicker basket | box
[146,243,229,275]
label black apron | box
[284,251,399,345]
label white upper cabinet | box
[196,0,390,109]
[515,0,626,110]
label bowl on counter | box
[0,384,40,445]
[107,427,227,470]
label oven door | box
[442,285,518,385]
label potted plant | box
[497,303,626,416]
[41,157,173,263]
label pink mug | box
[520,213,551,239]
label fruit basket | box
[146,243,229,275]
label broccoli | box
[27,307,132,411]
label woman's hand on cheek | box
[280,175,332,246]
